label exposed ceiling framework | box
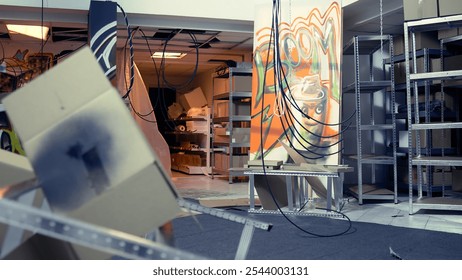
[0,0,404,82]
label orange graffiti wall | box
[251,0,342,165]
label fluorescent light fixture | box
[6,24,49,40]
[151,52,187,59]
[343,0,359,7]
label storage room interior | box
[1,0,462,260]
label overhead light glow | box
[151,52,187,59]
[6,24,49,40]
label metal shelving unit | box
[167,110,212,175]
[395,47,452,195]
[405,14,462,214]
[212,67,252,183]
[343,35,398,204]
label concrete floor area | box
[172,172,462,235]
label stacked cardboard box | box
[214,153,249,170]
[452,169,462,192]
[403,0,438,21]
[214,127,250,144]
[439,0,462,17]
[403,0,462,22]
[213,75,252,95]
[399,129,452,149]
[171,153,203,167]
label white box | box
[3,48,180,242]
[439,0,462,17]
[404,0,438,21]
[178,87,207,111]
[186,120,208,133]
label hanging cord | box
[257,0,352,237]
[40,0,45,72]
[271,0,355,130]
[0,40,6,68]
[120,28,158,124]
[139,28,162,111]
[117,3,135,99]
[380,0,384,62]
[269,0,352,160]
[160,30,200,91]
[138,29,175,131]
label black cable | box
[275,96,348,159]
[280,94,352,140]
[270,0,356,130]
[256,0,351,238]
[139,28,161,111]
[40,0,44,72]
[3,60,18,77]
[159,30,199,90]
[52,42,87,64]
[269,0,351,159]
[117,3,135,99]
[0,40,5,64]
[118,27,161,124]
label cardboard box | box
[444,54,462,71]
[423,171,452,186]
[178,87,207,111]
[235,102,251,116]
[214,75,252,95]
[438,28,460,40]
[439,0,462,17]
[452,169,462,192]
[186,120,208,133]
[214,153,223,170]
[393,32,440,56]
[221,154,248,169]
[2,48,180,257]
[0,149,35,187]
[394,56,441,84]
[399,129,451,148]
[171,153,203,166]
[408,167,452,186]
[214,127,228,136]
[419,92,454,110]
[404,0,439,21]
[214,127,250,144]
[215,101,229,117]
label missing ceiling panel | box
[188,43,212,49]
[152,29,178,40]
[51,27,88,42]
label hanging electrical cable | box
[139,28,162,111]
[40,0,45,72]
[135,28,177,130]
[159,30,200,91]
[117,3,135,99]
[256,0,352,237]
[380,0,384,62]
[118,27,165,125]
[0,40,5,64]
